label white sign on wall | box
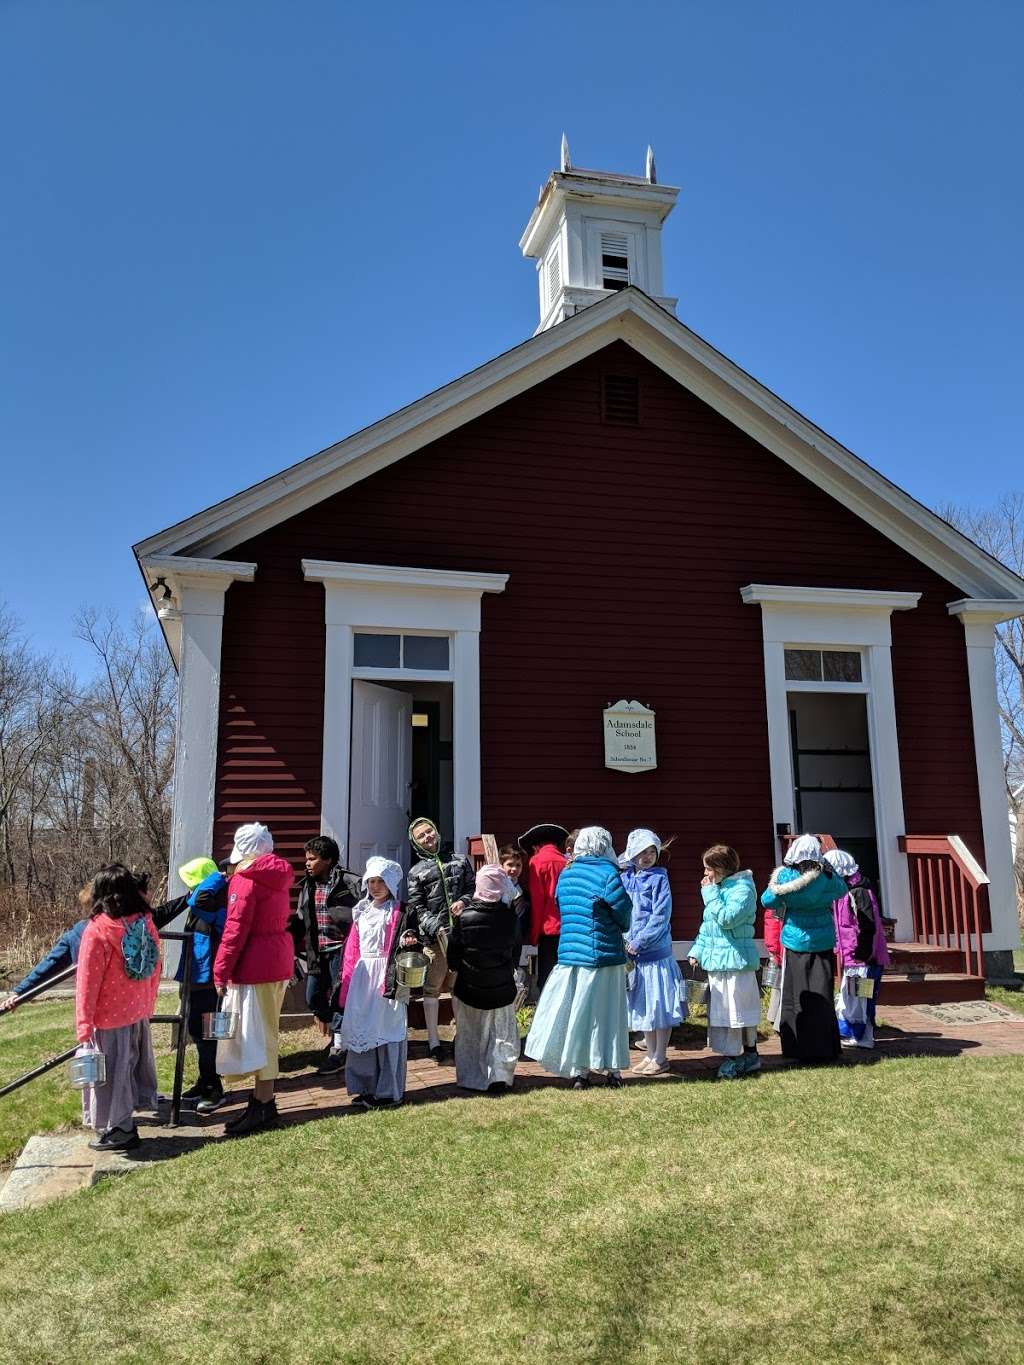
[603,700,657,773]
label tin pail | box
[395,950,429,990]
[67,1047,107,1089]
[202,1008,238,1041]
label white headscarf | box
[362,856,403,900]
[784,834,822,865]
[573,826,618,863]
[824,848,858,878]
[229,822,273,864]
[619,828,661,868]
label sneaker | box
[195,1088,227,1115]
[643,1061,671,1078]
[428,1044,449,1066]
[571,1075,591,1091]
[604,1072,625,1089]
[716,1058,743,1080]
[316,1049,346,1076]
[351,1094,373,1109]
[840,1037,859,1050]
[89,1125,140,1152]
[180,1082,207,1103]
[633,1034,648,1050]
[740,1051,762,1075]
[631,1058,656,1075]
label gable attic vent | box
[601,374,640,425]
[600,230,630,291]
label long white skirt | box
[453,999,519,1090]
[525,963,630,1077]
[707,969,762,1058]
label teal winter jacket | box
[556,856,632,968]
[689,871,760,974]
[760,864,848,953]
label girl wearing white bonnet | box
[525,827,633,1088]
[446,864,522,1093]
[337,857,418,1108]
[761,836,849,1062]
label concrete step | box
[882,972,986,1006]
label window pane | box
[823,650,863,682]
[402,635,450,670]
[353,633,400,667]
[784,649,822,681]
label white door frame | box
[741,585,920,936]
[303,560,509,863]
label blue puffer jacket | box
[761,864,848,953]
[174,871,229,985]
[556,856,632,968]
[622,866,673,963]
[689,872,760,974]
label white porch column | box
[948,599,1024,952]
[452,628,482,848]
[320,611,355,851]
[143,555,256,975]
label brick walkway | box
[188,1004,1024,1136]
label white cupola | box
[519,136,680,333]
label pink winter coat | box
[75,913,161,1042]
[832,872,891,969]
[214,853,295,988]
[338,902,403,1006]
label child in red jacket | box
[763,906,784,1032]
[519,823,569,990]
[75,864,162,1152]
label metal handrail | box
[0,928,195,1128]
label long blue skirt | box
[627,956,686,1031]
[525,964,630,1076]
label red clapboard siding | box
[208,341,984,935]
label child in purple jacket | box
[825,849,890,1050]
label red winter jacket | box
[528,844,567,943]
[764,908,783,964]
[214,854,295,988]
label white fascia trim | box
[947,834,990,886]
[741,585,921,613]
[133,289,1024,602]
[141,553,257,583]
[947,598,1024,626]
[302,560,508,595]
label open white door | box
[349,680,413,873]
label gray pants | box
[81,1019,158,1133]
[345,1040,407,1102]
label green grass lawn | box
[1,1004,1023,1364]
[0,997,198,1167]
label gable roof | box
[134,287,1024,601]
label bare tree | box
[939,493,1024,917]
[0,607,51,886]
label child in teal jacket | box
[689,844,762,1079]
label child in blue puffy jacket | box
[620,828,684,1076]
[688,844,762,1079]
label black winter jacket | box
[446,898,521,1011]
[293,864,363,970]
[406,846,475,944]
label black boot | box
[224,1096,280,1137]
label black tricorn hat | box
[517,823,569,853]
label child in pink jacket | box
[825,848,890,1050]
[75,864,162,1152]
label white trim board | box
[132,289,1024,604]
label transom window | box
[784,648,862,683]
[353,632,450,671]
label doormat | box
[912,1000,1023,1026]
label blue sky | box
[2,1,1022,669]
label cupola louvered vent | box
[600,230,630,291]
[601,374,640,425]
[546,248,561,306]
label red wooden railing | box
[897,835,988,978]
